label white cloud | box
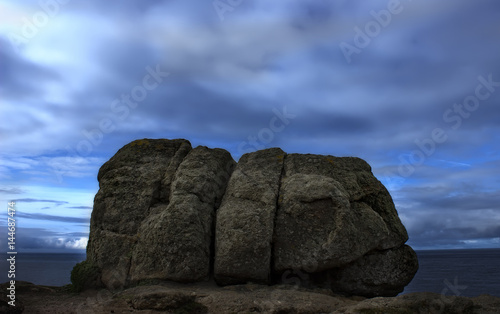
[40,156,104,179]
[0,157,39,169]
[63,237,88,250]
[0,154,104,183]
[40,237,88,250]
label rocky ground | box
[2,281,500,314]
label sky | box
[0,0,499,253]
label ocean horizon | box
[403,248,500,298]
[1,248,499,297]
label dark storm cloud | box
[0,37,60,99]
[344,0,500,134]
[383,154,500,249]
[81,0,163,13]
[17,212,88,224]
[294,111,375,136]
[67,206,92,210]
[93,42,160,87]
[2,0,499,251]
[402,187,500,212]
[132,79,287,138]
[26,0,497,156]
[406,217,500,249]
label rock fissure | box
[86,139,418,297]
[270,152,287,284]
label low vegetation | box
[70,260,100,292]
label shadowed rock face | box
[86,138,418,297]
[329,245,419,297]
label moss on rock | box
[70,260,101,292]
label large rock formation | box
[86,138,418,297]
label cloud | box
[2,0,499,160]
[0,37,60,100]
[57,237,88,250]
[16,212,89,224]
[409,189,500,212]
[0,227,88,251]
[0,157,36,170]
[15,198,68,206]
[407,220,500,250]
[1,0,499,251]
[0,187,24,194]
[39,156,105,180]
[394,175,500,249]
[30,236,88,251]
[0,154,105,183]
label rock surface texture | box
[86,138,418,297]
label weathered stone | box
[85,139,417,296]
[87,139,192,289]
[281,154,408,249]
[214,148,285,285]
[90,139,192,234]
[336,291,476,313]
[86,229,135,290]
[129,146,235,283]
[270,154,415,296]
[127,286,205,311]
[274,173,391,272]
[329,245,419,297]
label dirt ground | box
[2,281,500,313]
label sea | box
[402,248,500,297]
[0,249,499,297]
[0,252,86,287]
